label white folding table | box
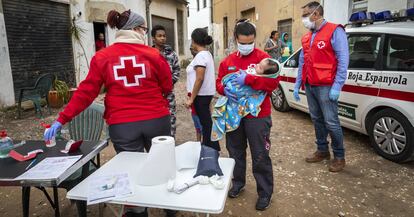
[67,152,235,216]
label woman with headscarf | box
[44,10,172,216]
[281,32,293,62]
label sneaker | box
[228,185,244,198]
[255,196,271,211]
[329,158,346,172]
[305,151,330,163]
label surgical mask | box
[302,16,315,30]
[237,42,255,56]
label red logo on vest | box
[317,41,326,49]
[113,56,146,87]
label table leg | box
[76,200,87,217]
[53,187,60,217]
[22,187,31,217]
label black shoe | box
[124,209,148,217]
[164,209,177,217]
[255,197,271,211]
[228,185,244,198]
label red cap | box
[0,130,7,138]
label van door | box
[341,34,383,130]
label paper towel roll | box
[136,136,176,186]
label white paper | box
[175,141,201,170]
[14,155,82,180]
[136,136,176,186]
[87,173,132,205]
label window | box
[351,0,367,13]
[348,34,381,69]
[384,35,414,71]
[284,49,300,68]
[197,0,200,11]
[277,19,292,41]
[203,0,207,8]
[223,17,228,49]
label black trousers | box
[226,116,273,198]
[109,115,171,153]
[193,95,220,151]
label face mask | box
[237,42,255,56]
[302,16,315,30]
[190,48,198,57]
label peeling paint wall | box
[70,0,146,82]
[0,0,15,107]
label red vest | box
[301,22,342,86]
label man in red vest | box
[293,1,349,172]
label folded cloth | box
[211,70,278,141]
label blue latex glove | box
[44,121,62,141]
[329,89,340,102]
[293,88,300,102]
[224,86,238,103]
[231,71,247,87]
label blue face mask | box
[237,42,255,56]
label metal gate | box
[2,0,74,98]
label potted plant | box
[48,78,69,108]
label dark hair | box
[234,19,256,39]
[151,25,166,37]
[191,28,213,46]
[270,30,278,38]
[107,10,130,29]
[263,58,280,75]
[302,1,324,16]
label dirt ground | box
[1,77,414,217]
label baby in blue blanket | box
[212,58,280,141]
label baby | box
[246,58,280,76]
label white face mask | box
[302,16,315,30]
[237,42,255,56]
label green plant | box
[53,79,70,103]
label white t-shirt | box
[186,50,216,95]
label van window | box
[348,35,381,69]
[284,49,301,68]
[384,35,414,72]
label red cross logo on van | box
[317,41,326,49]
[113,56,146,87]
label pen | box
[25,159,37,170]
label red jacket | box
[301,22,341,85]
[217,48,280,118]
[57,43,173,125]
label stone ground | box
[1,76,414,217]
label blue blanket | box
[211,72,266,141]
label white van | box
[271,17,414,163]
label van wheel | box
[271,86,291,112]
[367,108,414,163]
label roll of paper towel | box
[136,136,176,186]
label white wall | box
[368,0,408,13]
[323,0,350,25]
[0,3,15,107]
[70,0,146,83]
[187,0,211,38]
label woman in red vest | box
[217,19,280,211]
[44,10,173,217]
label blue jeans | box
[305,84,345,159]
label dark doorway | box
[93,22,107,52]
[151,15,175,51]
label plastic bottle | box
[44,124,56,147]
[0,130,14,158]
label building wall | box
[188,0,211,38]
[368,0,407,13]
[213,0,314,60]
[70,0,146,83]
[0,0,15,107]
[322,0,350,25]
[150,0,189,58]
